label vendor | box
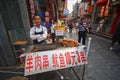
[30,15,47,44]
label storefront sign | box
[24,47,87,76]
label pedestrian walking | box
[30,15,47,44]
[96,18,105,32]
[116,45,120,53]
[110,23,120,50]
[77,18,88,46]
[50,20,56,43]
[68,22,73,33]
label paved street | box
[83,34,120,80]
[65,30,120,80]
[0,30,120,80]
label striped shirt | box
[77,22,87,31]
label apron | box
[33,27,45,44]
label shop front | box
[109,0,120,35]
[92,0,120,36]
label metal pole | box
[55,71,64,80]
[0,70,24,74]
[70,67,81,80]
[81,37,92,80]
[86,37,92,58]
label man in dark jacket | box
[110,23,120,50]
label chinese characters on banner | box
[24,46,87,76]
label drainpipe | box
[91,2,97,30]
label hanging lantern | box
[100,0,108,6]
[96,0,108,6]
[88,5,94,13]
[99,6,105,17]
[104,10,109,16]
[96,0,102,6]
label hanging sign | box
[63,9,69,16]
[24,46,87,76]
[55,30,64,36]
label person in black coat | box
[110,23,120,50]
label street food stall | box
[5,37,92,80]
[16,38,88,80]
[6,20,92,79]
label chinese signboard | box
[29,0,35,15]
[24,46,87,76]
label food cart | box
[18,38,88,80]
[5,22,92,80]
[5,37,92,80]
[11,21,92,80]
